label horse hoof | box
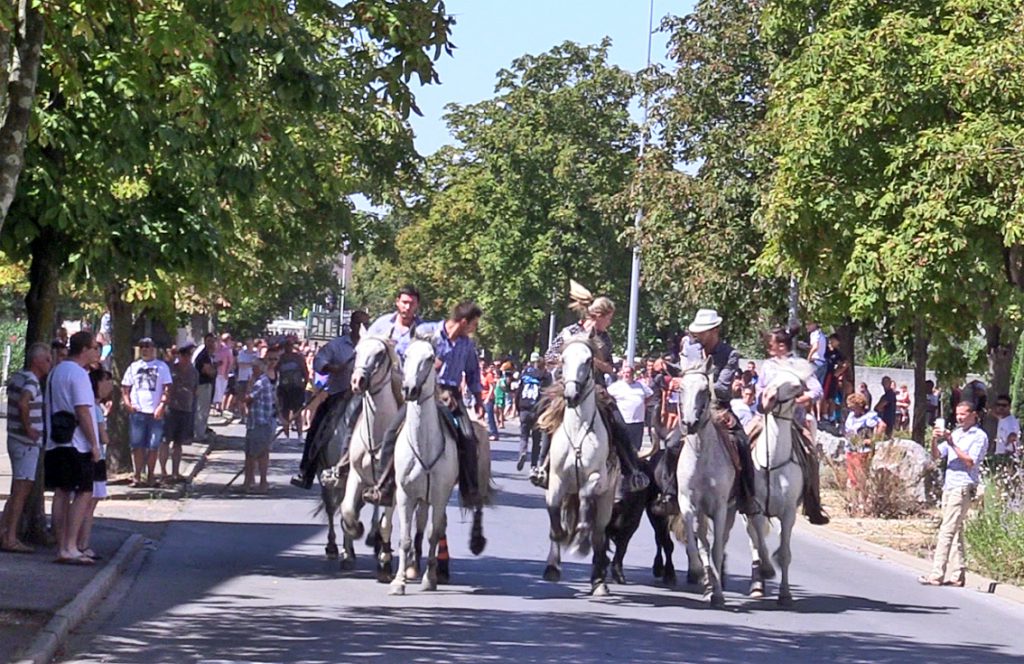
[406,565,419,580]
[652,559,665,578]
[325,544,339,560]
[543,565,561,583]
[376,562,394,584]
[760,562,777,580]
[470,534,487,556]
[611,566,626,585]
[340,556,356,571]
[591,582,610,597]
[778,594,794,607]
[663,570,677,587]
[438,558,450,584]
[749,584,765,599]
[708,593,726,609]
[389,584,406,596]
[421,575,437,591]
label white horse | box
[390,339,460,595]
[746,361,811,606]
[541,338,619,596]
[338,334,403,583]
[675,356,738,608]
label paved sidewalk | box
[0,414,236,663]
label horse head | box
[402,339,436,402]
[677,356,713,435]
[351,335,393,395]
[762,359,810,418]
[560,338,594,407]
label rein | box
[405,358,448,480]
[356,339,395,478]
[762,389,801,515]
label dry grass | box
[821,488,940,560]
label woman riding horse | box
[530,281,650,494]
[753,326,830,525]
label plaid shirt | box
[247,374,276,428]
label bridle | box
[559,339,598,489]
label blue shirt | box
[367,312,421,361]
[938,425,988,490]
[313,336,356,396]
[416,321,482,397]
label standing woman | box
[531,280,649,493]
[755,327,830,524]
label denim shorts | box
[129,412,165,450]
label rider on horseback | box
[654,308,759,516]
[530,280,650,495]
[755,326,830,525]
[363,301,486,515]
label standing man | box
[515,352,552,473]
[122,337,173,487]
[806,321,827,420]
[290,311,370,490]
[366,284,422,361]
[162,342,198,481]
[992,394,1019,458]
[193,334,217,441]
[45,331,101,564]
[607,364,653,452]
[1,342,51,552]
[919,401,988,587]
[213,332,235,417]
[234,337,258,418]
[875,376,897,435]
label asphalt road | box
[62,427,1024,664]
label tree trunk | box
[19,227,61,544]
[105,284,135,475]
[912,318,930,445]
[0,0,45,231]
[835,319,858,395]
[985,323,1015,400]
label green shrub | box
[0,319,26,377]
[966,464,1024,585]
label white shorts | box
[93,481,108,499]
[214,375,228,403]
[6,439,40,481]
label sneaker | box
[516,453,527,471]
[529,466,548,489]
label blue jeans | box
[484,401,498,437]
[129,412,165,450]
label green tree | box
[356,39,640,355]
[758,0,1024,440]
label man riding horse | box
[363,301,488,552]
[530,280,650,496]
[655,309,759,517]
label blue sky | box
[407,0,692,155]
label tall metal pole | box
[625,0,656,368]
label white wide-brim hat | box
[688,308,723,333]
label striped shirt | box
[416,321,482,397]
[7,370,42,446]
[247,374,276,428]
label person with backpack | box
[515,352,552,473]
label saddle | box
[711,411,743,477]
[747,414,814,455]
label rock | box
[816,430,848,463]
[870,438,936,504]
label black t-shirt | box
[194,349,215,386]
[877,387,897,430]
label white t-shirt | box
[236,347,258,382]
[845,410,882,437]
[607,379,653,424]
[122,358,173,413]
[730,398,755,427]
[996,414,1020,455]
[45,360,99,454]
[809,329,827,363]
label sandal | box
[943,578,965,588]
[917,575,943,586]
[1,541,35,554]
[55,554,95,566]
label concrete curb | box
[13,533,147,664]
[795,519,1024,605]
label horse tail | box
[668,513,686,543]
[313,470,346,519]
[472,421,498,506]
[560,493,579,545]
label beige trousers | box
[929,484,975,582]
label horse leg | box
[376,503,395,584]
[776,508,796,606]
[409,502,428,581]
[679,502,703,586]
[695,514,722,607]
[423,500,446,591]
[389,493,414,595]
[341,530,356,571]
[706,506,730,608]
[573,471,601,557]
[366,505,381,549]
[543,477,566,582]
[746,514,772,597]
[339,470,365,540]
[322,484,339,560]
[649,509,676,586]
[590,488,615,597]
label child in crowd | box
[243,359,276,493]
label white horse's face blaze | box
[402,340,435,401]
[561,341,593,407]
[678,369,710,434]
[352,337,389,394]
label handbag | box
[47,372,78,445]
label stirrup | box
[626,470,650,493]
[529,466,548,489]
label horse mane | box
[537,381,614,434]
